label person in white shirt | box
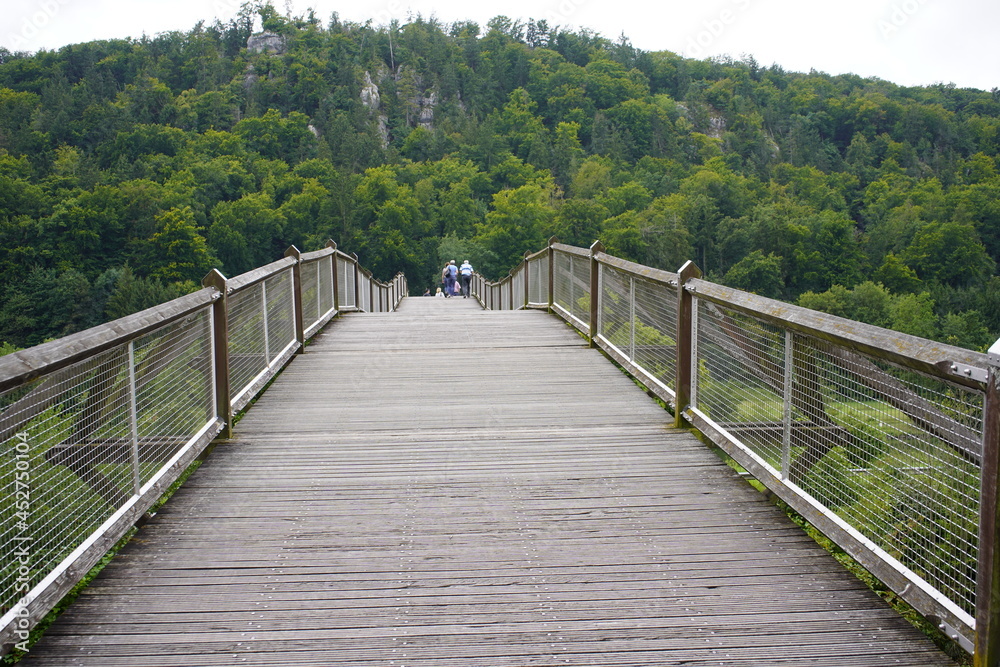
[459,259,473,298]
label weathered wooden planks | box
[21,297,957,666]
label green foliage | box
[722,250,783,298]
[0,14,997,350]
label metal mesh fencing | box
[319,255,334,317]
[599,263,631,352]
[301,260,319,330]
[360,275,371,312]
[132,311,215,485]
[227,283,267,404]
[553,252,573,319]
[227,268,297,408]
[528,255,549,306]
[692,298,982,623]
[337,256,357,310]
[264,269,296,361]
[553,251,591,331]
[633,275,679,394]
[570,255,591,326]
[597,264,679,396]
[512,270,525,310]
[0,309,215,628]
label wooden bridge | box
[16,297,957,666]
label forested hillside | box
[2,3,1000,350]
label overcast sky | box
[3,0,997,91]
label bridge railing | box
[0,241,403,654]
[478,238,1000,660]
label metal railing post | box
[284,246,304,352]
[781,330,795,479]
[126,340,141,495]
[674,260,702,428]
[589,241,604,348]
[976,339,1000,666]
[628,275,635,361]
[202,268,232,438]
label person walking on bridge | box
[459,259,473,298]
[443,260,458,297]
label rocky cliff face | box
[360,68,443,147]
[361,71,390,149]
[247,31,287,55]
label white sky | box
[3,0,997,91]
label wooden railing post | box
[326,240,340,313]
[674,260,702,428]
[547,236,558,313]
[589,241,604,348]
[976,340,1000,666]
[202,268,232,439]
[284,246,304,352]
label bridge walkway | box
[21,297,955,666]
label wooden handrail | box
[686,277,989,389]
[0,288,217,394]
[227,256,297,293]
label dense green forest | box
[1,3,1000,350]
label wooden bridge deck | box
[22,297,955,666]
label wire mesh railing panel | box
[0,310,217,627]
[528,256,549,306]
[360,276,371,312]
[512,271,525,309]
[570,254,591,326]
[633,276,678,392]
[226,283,267,402]
[598,263,632,353]
[694,301,788,468]
[794,337,982,619]
[132,310,214,485]
[300,260,319,332]
[0,351,130,624]
[319,255,334,316]
[693,298,983,622]
[553,252,574,320]
[265,269,295,361]
[337,257,355,310]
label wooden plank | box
[20,297,956,666]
